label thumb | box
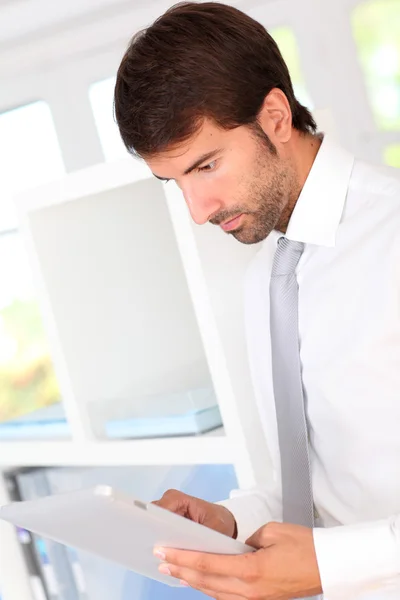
[245,522,279,549]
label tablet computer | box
[0,485,254,586]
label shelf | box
[16,168,215,441]
[13,155,271,489]
[0,427,231,468]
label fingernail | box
[180,581,190,587]
[153,548,166,560]
[158,563,171,576]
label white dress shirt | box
[219,135,400,599]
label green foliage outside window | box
[352,0,400,131]
[384,144,400,167]
[0,234,60,422]
[271,27,314,110]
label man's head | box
[114,2,317,244]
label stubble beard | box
[229,157,297,245]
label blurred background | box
[0,0,399,598]
[1,0,399,426]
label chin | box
[230,226,270,245]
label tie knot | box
[271,237,305,276]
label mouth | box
[220,214,244,232]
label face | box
[146,107,298,245]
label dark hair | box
[114,1,316,158]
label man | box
[114,2,400,599]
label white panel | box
[14,163,163,441]
[25,177,211,419]
[0,432,232,468]
[164,184,273,489]
[44,82,104,171]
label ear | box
[256,88,293,144]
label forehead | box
[148,119,223,164]
[145,119,252,177]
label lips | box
[220,214,243,232]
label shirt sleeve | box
[216,484,281,543]
[313,515,400,599]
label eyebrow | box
[153,148,222,182]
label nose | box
[182,184,223,225]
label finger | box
[161,565,249,597]
[155,548,255,578]
[246,522,279,548]
[152,495,188,516]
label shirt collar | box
[283,134,355,247]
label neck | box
[276,132,322,233]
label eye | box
[197,160,217,173]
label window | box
[352,0,400,166]
[89,77,129,163]
[271,27,314,110]
[0,101,65,422]
[0,233,61,422]
[384,144,400,168]
[352,0,400,130]
[0,101,65,230]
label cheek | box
[200,175,230,202]
[210,170,242,205]
[235,171,258,203]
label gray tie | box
[270,238,321,600]
[269,237,314,527]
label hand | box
[154,521,323,600]
[152,489,237,538]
